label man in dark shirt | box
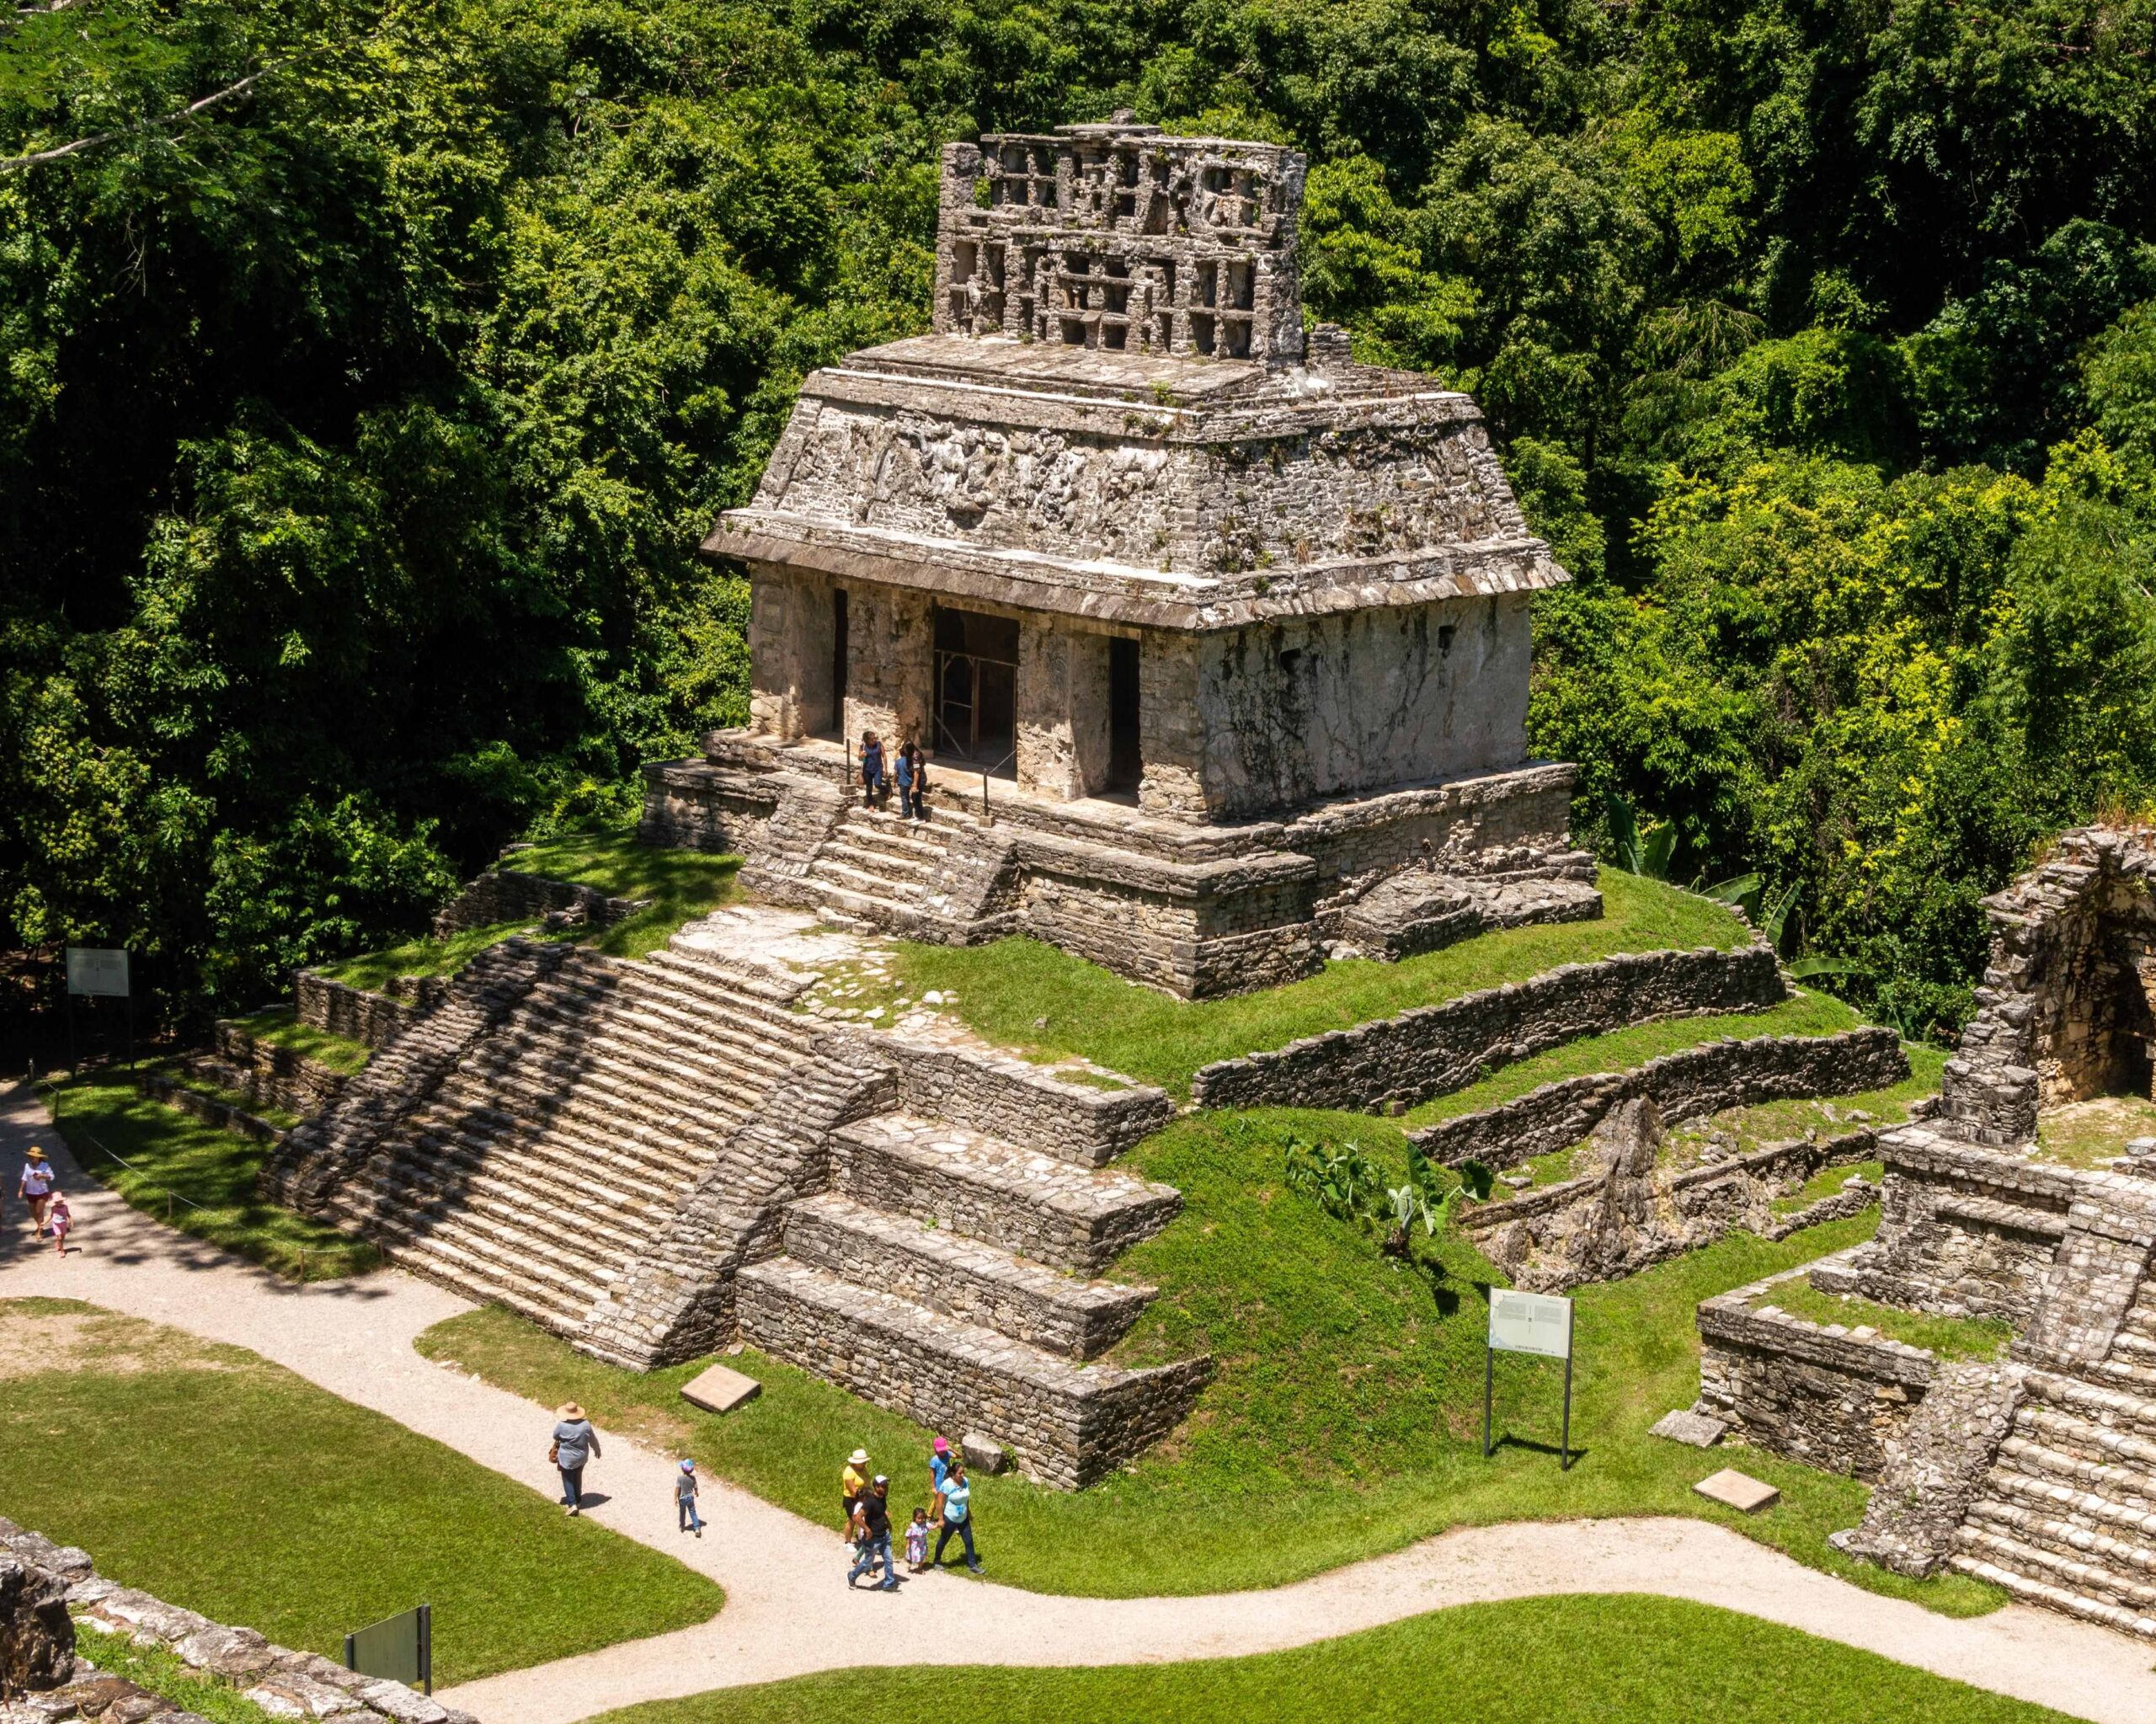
[846,1476,899,1590]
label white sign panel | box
[1489,1289,1572,1359]
[66,947,130,999]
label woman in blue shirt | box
[931,1460,982,1572]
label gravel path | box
[4,1080,2151,1724]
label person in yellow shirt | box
[841,1447,871,1536]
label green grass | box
[73,1624,281,1724]
[419,1108,1995,1616]
[869,870,1753,1095]
[43,1075,376,1281]
[228,1007,372,1077]
[316,920,538,992]
[142,1061,302,1134]
[594,1594,2068,1724]
[0,1300,723,1684]
[1668,1044,1949,1156]
[1401,988,1865,1128]
[1752,1280,2013,1362]
[498,830,744,958]
[2034,1093,2156,1168]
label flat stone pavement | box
[3,1080,2152,1724]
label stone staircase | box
[1953,1368,2156,1636]
[803,803,971,925]
[737,1108,1209,1488]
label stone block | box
[1649,1410,1727,1449]
[1693,1469,1780,1513]
[961,1433,1011,1475]
[680,1363,761,1416]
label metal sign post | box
[1482,1288,1577,1470]
[64,947,132,1073]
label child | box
[904,1506,930,1572]
[675,1459,702,1537]
[45,1192,69,1257]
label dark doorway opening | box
[2105,950,2156,1102]
[934,606,1018,765]
[1107,636,1141,793]
[830,588,850,736]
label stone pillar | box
[747,566,835,741]
[845,586,933,752]
[1070,630,1114,796]
[1016,618,1077,798]
[1139,632,1207,819]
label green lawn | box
[499,830,744,958]
[1667,1043,1949,1156]
[44,1075,375,1281]
[317,919,542,992]
[0,1300,723,1684]
[1751,1280,2013,1362]
[857,870,1755,1095]
[74,1625,281,1724]
[419,1108,1998,1616]
[227,1007,373,1077]
[594,1595,2067,1724]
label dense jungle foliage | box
[4,0,2156,1031]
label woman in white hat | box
[841,1447,871,1535]
[19,1147,55,1239]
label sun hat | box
[24,1148,45,1161]
[559,1401,585,1419]
[872,1475,889,1486]
[849,1448,870,1465]
[931,1436,949,1454]
[680,1459,695,1472]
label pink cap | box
[932,1437,950,1453]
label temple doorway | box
[1107,636,1141,793]
[829,588,849,736]
[934,607,1018,766]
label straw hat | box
[559,1401,585,1420]
[848,1448,870,1465]
[24,1148,45,1162]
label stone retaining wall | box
[1830,1361,2028,1577]
[134,1073,285,1145]
[1189,942,1786,1113]
[295,973,447,1050]
[431,867,652,938]
[1410,1027,1907,1170]
[0,1519,470,1724]
[884,1042,1173,1168]
[206,1019,350,1114]
[1695,1257,1940,1480]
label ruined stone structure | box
[1690,825,2156,1639]
[642,120,1589,997]
[264,931,1208,1489]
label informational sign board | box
[1488,1289,1573,1359]
[65,947,129,998]
[345,1604,431,1695]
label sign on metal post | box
[344,1604,431,1695]
[65,948,129,998]
[1483,1289,1577,1470]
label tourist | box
[19,1148,53,1238]
[45,1192,70,1257]
[675,1459,702,1538]
[859,732,886,809]
[894,741,918,819]
[846,1476,898,1590]
[931,1460,982,1572]
[904,1506,931,1572]
[909,749,931,821]
[841,1446,871,1534]
[550,1402,600,1515]
[929,1434,953,1496]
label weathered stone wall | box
[1695,1258,1939,1481]
[0,1520,470,1724]
[432,867,651,938]
[135,1072,285,1144]
[1190,942,1785,1112]
[883,1041,1173,1167]
[1831,1362,2027,1577]
[1412,1027,1908,1171]
[1194,595,1531,819]
[210,1019,350,1113]
[294,972,441,1049]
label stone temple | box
[643,120,1595,997]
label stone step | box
[633,949,828,1023]
[329,1183,622,1321]
[2106,1326,2156,1362]
[835,818,952,863]
[814,858,928,906]
[821,841,936,884]
[524,963,811,1074]
[407,1090,720,1188]
[339,1157,652,1270]
[1988,1444,2156,1537]
[735,1256,1207,1490]
[1952,1521,2156,1626]
[2089,1355,2156,1395]
[446,1038,763,1139]
[782,1193,1155,1360]
[474,987,798,1094]
[345,1208,604,1334]
[2023,1369,2156,1444]
[1966,1492,2156,1582]
[2012,1403,2156,1482]
[1948,1549,2156,1638]
[370,1138,686,1243]
[830,1113,1180,1275]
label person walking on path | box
[19,1148,52,1237]
[45,1192,70,1257]
[675,1460,702,1537]
[841,1447,871,1535]
[929,1435,953,1497]
[846,1476,898,1590]
[859,732,886,809]
[931,1461,982,1572]
[551,1402,600,1516]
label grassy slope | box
[0,1301,721,1684]
[594,1595,2068,1724]
[228,1008,373,1076]
[878,869,1753,1095]
[1754,1281,2013,1361]
[317,920,539,992]
[44,1077,375,1280]
[419,1110,1995,1615]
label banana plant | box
[1605,794,1678,878]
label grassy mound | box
[420,1108,1995,1614]
[43,1077,374,1281]
[224,1007,374,1077]
[590,1594,2067,1724]
[865,869,1755,1095]
[0,1301,723,1684]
